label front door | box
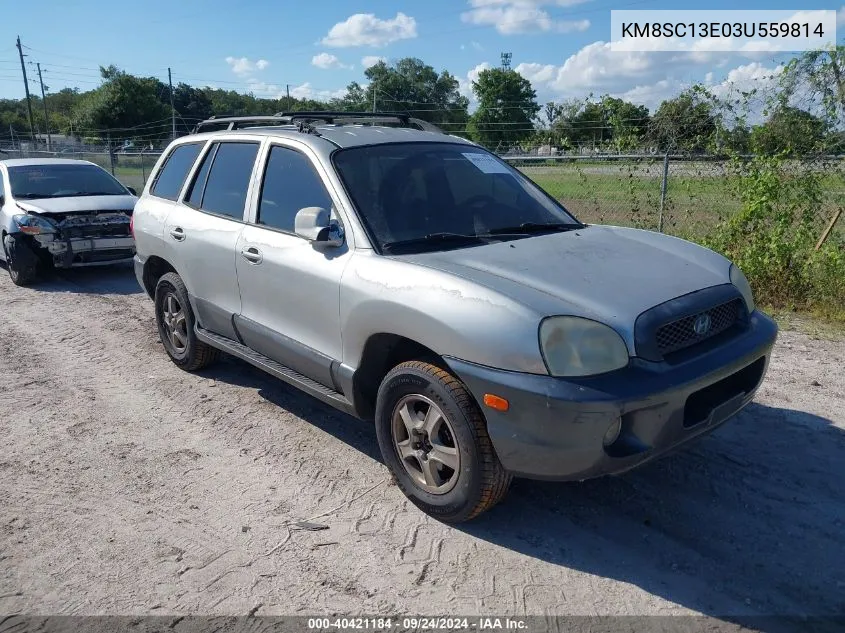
[234,142,353,388]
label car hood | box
[14,195,137,215]
[395,225,732,332]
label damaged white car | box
[0,158,138,286]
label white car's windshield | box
[333,143,581,252]
[8,163,128,199]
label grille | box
[655,298,743,356]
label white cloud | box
[311,52,350,70]
[225,56,270,76]
[461,0,591,35]
[511,35,793,113]
[321,12,417,48]
[611,62,783,113]
[362,55,386,69]
[515,62,557,84]
[289,82,347,102]
[614,80,680,111]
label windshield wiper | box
[483,222,583,236]
[14,193,56,199]
[381,232,484,252]
[57,192,122,197]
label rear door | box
[234,141,353,387]
[163,138,262,339]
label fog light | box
[603,418,622,447]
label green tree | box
[172,83,213,130]
[780,45,845,126]
[468,68,539,149]
[750,106,827,156]
[73,66,169,143]
[569,101,606,147]
[330,81,369,111]
[599,96,650,151]
[340,58,468,128]
[649,89,716,152]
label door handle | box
[169,227,185,241]
[240,246,263,264]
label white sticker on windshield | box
[461,153,511,174]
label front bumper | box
[33,234,136,268]
[444,310,778,481]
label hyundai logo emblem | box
[693,313,712,336]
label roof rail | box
[193,111,444,134]
[193,115,291,134]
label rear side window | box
[257,145,333,233]
[151,142,203,200]
[191,142,259,220]
[185,144,217,208]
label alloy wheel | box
[161,292,188,354]
[391,394,460,494]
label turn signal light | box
[483,394,509,412]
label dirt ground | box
[0,264,843,628]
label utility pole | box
[16,36,36,144]
[36,62,51,151]
[168,67,176,139]
[373,89,376,113]
[286,84,290,111]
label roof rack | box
[193,111,444,135]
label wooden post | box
[814,208,843,251]
[658,152,670,233]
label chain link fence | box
[0,147,163,194]
[3,146,842,243]
[507,154,845,240]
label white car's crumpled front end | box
[14,196,136,268]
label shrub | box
[703,153,845,320]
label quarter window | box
[151,142,203,200]
[185,144,217,208]
[257,146,333,232]
[190,142,259,220]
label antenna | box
[500,52,512,70]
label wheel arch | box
[142,255,179,298]
[351,332,451,421]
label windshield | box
[332,143,581,253]
[8,163,128,199]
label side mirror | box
[294,206,344,247]
[127,187,137,196]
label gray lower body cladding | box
[444,311,778,481]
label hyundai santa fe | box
[130,112,777,522]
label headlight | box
[539,316,629,377]
[730,264,755,313]
[13,214,56,235]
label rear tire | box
[3,234,38,287]
[154,272,219,371]
[375,361,512,523]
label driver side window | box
[256,145,333,233]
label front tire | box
[154,272,219,371]
[3,234,38,287]
[375,361,512,523]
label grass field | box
[520,161,845,238]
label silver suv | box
[132,112,778,522]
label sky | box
[0,0,843,113]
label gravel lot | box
[0,264,843,630]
